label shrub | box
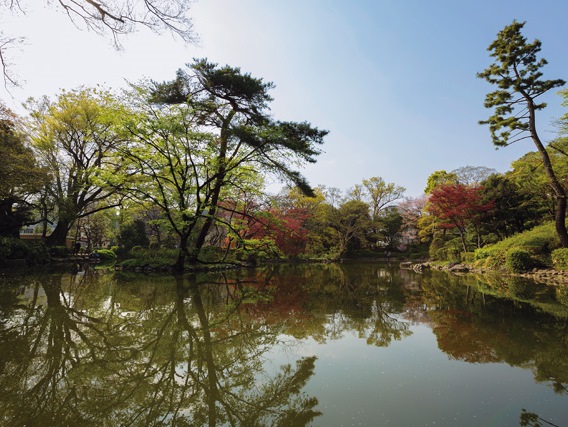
[49,245,70,258]
[0,237,50,265]
[460,252,475,263]
[474,246,498,260]
[236,238,282,264]
[428,238,445,261]
[118,219,149,252]
[551,248,568,270]
[505,248,536,273]
[93,249,117,260]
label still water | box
[0,262,566,426]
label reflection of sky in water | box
[2,266,567,426]
[264,324,566,426]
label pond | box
[0,262,567,426]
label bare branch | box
[1,1,196,86]
[0,34,24,88]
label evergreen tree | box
[478,21,568,246]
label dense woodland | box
[2,21,568,272]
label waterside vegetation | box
[2,22,568,280]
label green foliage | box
[118,220,150,253]
[432,238,462,263]
[479,173,541,239]
[428,238,445,261]
[235,238,282,264]
[478,21,568,248]
[93,249,117,260]
[477,20,565,147]
[198,245,228,263]
[551,248,568,270]
[461,252,475,263]
[0,237,50,265]
[505,248,537,273]
[119,247,179,268]
[0,103,47,238]
[474,222,559,268]
[424,170,458,194]
[49,245,70,258]
[27,87,127,246]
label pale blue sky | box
[2,1,568,197]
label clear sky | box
[2,0,568,197]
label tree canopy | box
[122,59,327,270]
[478,20,568,247]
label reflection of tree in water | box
[0,271,320,426]
[520,408,560,427]
[255,263,413,347]
[421,271,568,395]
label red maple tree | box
[426,183,494,251]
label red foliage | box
[248,207,311,256]
[427,184,494,231]
[218,199,312,256]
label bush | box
[460,252,475,263]
[505,248,536,273]
[474,246,498,260]
[428,238,445,261]
[235,238,282,264]
[431,238,462,263]
[49,245,70,258]
[93,249,117,260]
[552,248,568,270]
[0,237,50,265]
[118,220,149,253]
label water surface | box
[0,262,566,426]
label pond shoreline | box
[403,261,568,286]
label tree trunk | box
[46,220,71,246]
[525,97,568,247]
[174,233,190,273]
[191,115,233,259]
[459,229,468,253]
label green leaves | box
[478,20,565,147]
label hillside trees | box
[27,88,127,246]
[122,60,327,270]
[478,20,568,247]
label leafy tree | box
[479,173,539,240]
[478,20,568,247]
[118,219,149,253]
[346,177,405,250]
[424,170,458,194]
[124,59,327,270]
[361,177,405,220]
[26,87,127,246]
[347,177,405,219]
[327,200,372,256]
[508,144,568,226]
[375,206,403,250]
[426,183,494,252]
[0,103,46,237]
[1,0,195,86]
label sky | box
[2,0,568,197]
